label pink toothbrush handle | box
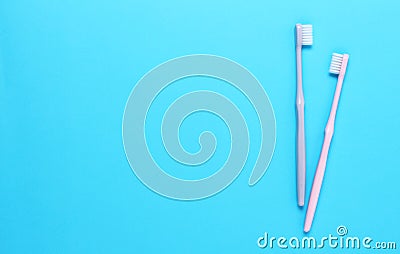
[304,129,333,232]
[304,54,349,232]
[296,45,306,207]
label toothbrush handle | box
[304,127,333,232]
[296,45,306,206]
[297,107,306,206]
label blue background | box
[1,0,399,253]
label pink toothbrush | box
[304,53,349,232]
[295,24,313,206]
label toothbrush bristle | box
[301,25,313,45]
[329,53,344,74]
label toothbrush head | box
[329,53,349,75]
[296,24,313,46]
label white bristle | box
[329,53,344,74]
[301,24,313,45]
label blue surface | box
[1,0,399,253]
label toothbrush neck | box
[327,77,344,125]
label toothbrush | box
[295,24,313,206]
[304,53,349,232]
